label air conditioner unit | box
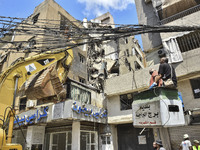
[157,49,166,58]
[27,100,37,108]
[145,0,152,4]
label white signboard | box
[132,99,185,127]
[133,101,162,127]
[138,135,147,145]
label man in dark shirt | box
[150,57,177,88]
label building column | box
[72,121,80,150]
[111,125,118,150]
[159,128,172,150]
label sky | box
[0,0,143,49]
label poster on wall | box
[138,135,147,144]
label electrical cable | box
[153,88,170,126]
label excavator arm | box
[0,48,73,149]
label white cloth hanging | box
[163,38,183,63]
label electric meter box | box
[132,87,185,128]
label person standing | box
[179,134,192,150]
[193,140,200,150]
[156,140,166,150]
[153,141,157,150]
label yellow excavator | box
[0,48,73,150]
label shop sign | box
[72,102,107,119]
[14,107,48,126]
[133,101,162,127]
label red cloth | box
[149,71,163,87]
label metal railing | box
[160,4,200,24]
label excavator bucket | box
[25,62,66,100]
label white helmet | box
[183,134,189,139]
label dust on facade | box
[0,0,200,149]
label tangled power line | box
[0,15,200,53]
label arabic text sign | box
[14,107,48,126]
[133,101,162,127]
[71,102,107,119]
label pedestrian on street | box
[179,134,192,150]
[156,140,166,150]
[193,140,200,150]
[153,141,157,150]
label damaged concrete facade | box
[0,0,104,150]
[0,0,145,150]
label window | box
[32,13,40,24]
[134,61,142,70]
[120,94,133,110]
[101,135,111,145]
[79,53,85,63]
[81,131,98,150]
[44,131,72,150]
[19,97,27,111]
[70,83,91,104]
[126,49,129,57]
[79,77,86,84]
[60,14,68,31]
[177,31,200,53]
[101,17,110,24]
[125,38,128,44]
[120,92,137,110]
[132,48,135,55]
[190,77,200,99]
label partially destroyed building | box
[0,0,146,150]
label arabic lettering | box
[72,102,107,119]
[14,107,48,125]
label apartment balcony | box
[159,4,200,24]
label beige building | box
[0,1,147,150]
[99,0,200,150]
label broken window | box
[190,77,200,99]
[81,131,98,150]
[60,13,68,31]
[134,61,142,70]
[79,53,85,63]
[125,38,128,44]
[126,49,129,57]
[120,92,137,110]
[19,97,27,111]
[69,82,91,104]
[101,17,110,24]
[79,76,86,84]
[32,13,40,24]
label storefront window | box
[80,131,98,150]
[44,131,72,150]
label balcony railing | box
[160,4,200,24]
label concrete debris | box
[25,62,66,101]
